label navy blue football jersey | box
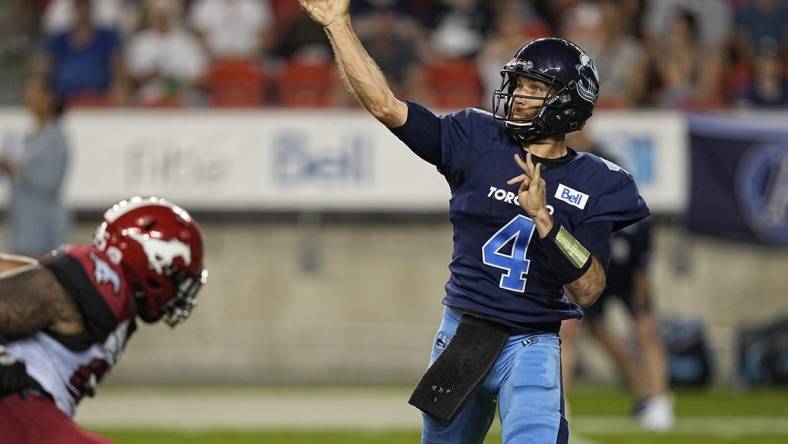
[391,102,650,329]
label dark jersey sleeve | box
[584,172,650,232]
[389,101,442,166]
[389,101,480,189]
[41,246,134,350]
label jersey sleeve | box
[584,171,650,232]
[41,246,134,349]
[388,101,480,189]
[388,101,442,166]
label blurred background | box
[0,0,786,443]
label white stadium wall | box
[0,108,687,213]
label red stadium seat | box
[425,59,483,109]
[207,59,267,108]
[270,0,303,40]
[277,61,338,107]
[66,92,112,108]
[596,98,631,109]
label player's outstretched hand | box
[507,151,549,219]
[298,0,350,27]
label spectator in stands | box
[733,0,788,58]
[736,39,788,108]
[426,0,494,59]
[615,0,648,41]
[126,0,207,106]
[354,6,425,100]
[651,8,723,108]
[530,0,582,35]
[274,11,332,63]
[644,0,732,51]
[39,0,127,105]
[561,0,648,107]
[0,75,70,256]
[188,0,273,61]
[349,0,415,17]
[42,0,142,36]
[476,0,548,108]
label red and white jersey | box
[4,245,136,417]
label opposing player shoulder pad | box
[42,246,135,347]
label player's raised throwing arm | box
[299,0,408,128]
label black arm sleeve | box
[388,101,442,166]
[42,253,118,350]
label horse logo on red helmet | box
[94,196,207,327]
[126,232,192,275]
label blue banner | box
[688,115,788,246]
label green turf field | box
[95,387,788,444]
[95,430,788,444]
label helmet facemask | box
[495,71,559,119]
[128,260,207,328]
[160,268,208,328]
[493,67,572,144]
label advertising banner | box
[588,111,687,214]
[0,109,692,213]
[688,114,788,246]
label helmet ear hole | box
[147,277,162,289]
[143,221,156,232]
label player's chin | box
[511,108,538,121]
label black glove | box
[0,345,31,399]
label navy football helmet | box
[492,37,600,144]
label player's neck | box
[522,137,567,159]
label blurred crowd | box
[13,0,788,109]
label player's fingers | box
[526,151,536,176]
[298,0,318,14]
[506,174,526,185]
[533,162,542,184]
[514,154,531,178]
[519,177,531,193]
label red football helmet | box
[93,196,207,327]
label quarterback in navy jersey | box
[300,0,648,442]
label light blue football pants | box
[421,307,569,444]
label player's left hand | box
[0,346,31,397]
[507,151,549,219]
[298,0,350,27]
